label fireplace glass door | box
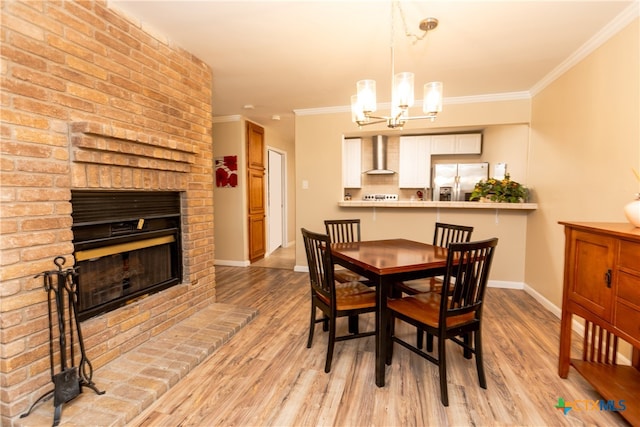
[71,190,182,321]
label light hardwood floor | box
[250,245,296,270]
[131,266,629,426]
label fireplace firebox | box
[71,191,182,321]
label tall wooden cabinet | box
[247,122,266,263]
[558,222,640,425]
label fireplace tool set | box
[20,256,104,426]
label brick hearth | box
[15,303,256,426]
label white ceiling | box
[108,1,637,137]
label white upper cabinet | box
[399,135,431,188]
[342,137,362,188]
[431,133,482,155]
[430,134,456,154]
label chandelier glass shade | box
[351,73,443,129]
[351,2,443,129]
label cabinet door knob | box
[604,269,612,288]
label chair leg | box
[307,305,316,348]
[463,333,472,359]
[426,333,434,353]
[417,327,424,349]
[474,330,487,389]
[438,333,449,406]
[348,315,359,334]
[322,314,329,331]
[325,317,336,373]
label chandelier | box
[351,1,443,129]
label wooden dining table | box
[330,238,449,387]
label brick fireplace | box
[0,1,215,424]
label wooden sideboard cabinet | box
[558,222,640,426]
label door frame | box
[266,146,288,254]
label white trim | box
[215,259,250,267]
[294,2,639,117]
[487,280,524,290]
[530,1,640,96]
[523,283,562,319]
[445,92,531,105]
[523,283,631,365]
[294,105,348,116]
[294,92,532,116]
[290,267,633,364]
[212,115,242,123]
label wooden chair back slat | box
[324,219,361,243]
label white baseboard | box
[294,265,309,273]
[523,283,631,365]
[284,267,633,365]
[215,259,250,267]
[523,283,563,319]
[488,280,524,289]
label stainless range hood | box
[365,135,395,175]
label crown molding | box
[294,91,531,116]
[530,1,639,96]
[445,92,531,105]
[293,105,349,116]
[296,2,638,117]
[212,115,243,123]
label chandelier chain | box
[350,0,443,129]
[396,0,428,45]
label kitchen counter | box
[338,200,538,210]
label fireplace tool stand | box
[20,256,105,426]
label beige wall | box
[213,119,248,263]
[295,18,639,308]
[294,100,534,284]
[525,18,640,309]
[213,117,296,264]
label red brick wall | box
[0,1,215,423]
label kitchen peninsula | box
[332,126,536,285]
[338,200,538,210]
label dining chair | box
[301,228,376,373]
[324,219,366,283]
[396,222,474,295]
[386,237,498,406]
[394,222,474,348]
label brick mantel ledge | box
[69,121,197,173]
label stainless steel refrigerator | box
[432,162,489,201]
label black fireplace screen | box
[71,191,182,321]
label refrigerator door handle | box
[454,175,461,200]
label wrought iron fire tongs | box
[62,260,103,395]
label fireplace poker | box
[64,266,104,394]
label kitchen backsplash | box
[347,134,483,201]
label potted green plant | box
[470,173,528,203]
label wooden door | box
[247,122,266,262]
